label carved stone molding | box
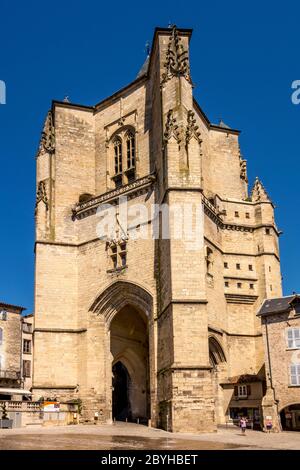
[161,26,191,86]
[186,110,202,146]
[240,159,248,182]
[73,174,156,220]
[36,111,55,158]
[163,109,181,144]
[35,181,49,212]
[225,293,258,305]
[251,177,271,203]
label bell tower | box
[150,27,215,432]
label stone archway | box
[209,336,227,424]
[89,280,153,424]
[280,403,300,431]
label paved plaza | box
[0,423,299,450]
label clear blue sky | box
[0,0,299,312]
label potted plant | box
[0,402,13,429]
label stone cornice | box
[34,328,87,334]
[32,385,77,390]
[224,276,258,282]
[157,365,212,375]
[202,194,223,227]
[73,174,156,220]
[225,293,258,304]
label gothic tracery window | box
[114,137,122,175]
[126,131,135,169]
[111,129,136,188]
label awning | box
[0,388,32,395]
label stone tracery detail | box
[251,177,271,202]
[161,26,191,86]
[35,181,49,211]
[36,111,55,157]
[185,110,202,146]
[163,109,181,144]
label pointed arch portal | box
[90,281,152,423]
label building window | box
[245,212,250,219]
[23,339,31,354]
[234,385,251,397]
[236,263,241,270]
[206,247,213,276]
[269,266,272,272]
[225,281,229,288]
[107,240,127,271]
[249,264,253,271]
[237,282,242,289]
[250,284,254,290]
[23,360,31,378]
[266,228,271,235]
[126,131,135,168]
[235,211,239,217]
[22,322,32,333]
[290,364,300,386]
[112,137,123,188]
[270,285,273,291]
[125,131,136,183]
[113,137,122,174]
[0,310,7,321]
[287,328,300,349]
[222,209,227,216]
[224,262,228,269]
[0,328,2,345]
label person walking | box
[265,419,273,433]
[240,416,248,435]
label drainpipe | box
[265,317,280,430]
[265,318,273,389]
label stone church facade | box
[33,26,282,432]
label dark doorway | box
[112,361,132,421]
[280,404,300,431]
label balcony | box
[0,370,21,380]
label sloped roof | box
[0,302,26,313]
[257,295,300,317]
[136,55,150,78]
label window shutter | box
[247,385,251,396]
[234,386,238,396]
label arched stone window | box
[110,129,137,188]
[126,131,135,169]
[113,137,122,175]
[112,137,123,188]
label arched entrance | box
[110,304,149,423]
[112,361,132,420]
[90,280,153,424]
[209,336,227,425]
[280,404,300,431]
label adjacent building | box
[33,25,283,432]
[258,295,300,431]
[0,302,33,400]
[21,314,33,391]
